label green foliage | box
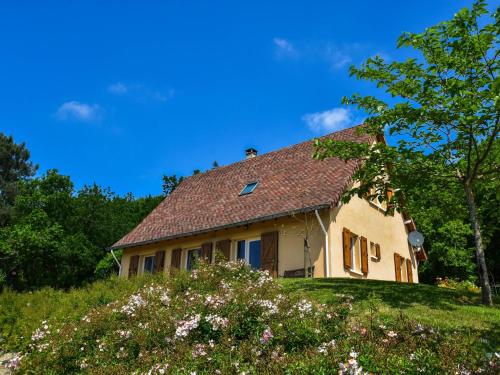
[313,1,500,300]
[3,263,498,374]
[0,133,38,226]
[94,250,122,280]
[162,174,185,195]
[0,169,163,291]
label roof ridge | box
[182,123,366,182]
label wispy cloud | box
[107,82,174,102]
[55,101,101,123]
[273,37,297,58]
[303,107,358,133]
[108,82,128,95]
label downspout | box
[315,209,329,278]
[110,249,122,276]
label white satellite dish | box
[408,231,424,247]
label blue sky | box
[1,0,474,197]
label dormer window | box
[239,181,258,196]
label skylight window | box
[239,181,258,196]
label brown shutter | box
[406,258,413,283]
[387,189,393,201]
[394,253,401,282]
[170,248,182,272]
[261,231,279,277]
[342,228,352,270]
[215,239,231,261]
[154,250,166,273]
[128,255,139,277]
[201,242,213,263]
[375,243,381,259]
[360,236,368,275]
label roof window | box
[239,181,258,196]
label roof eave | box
[108,203,331,251]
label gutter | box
[110,249,122,276]
[314,209,330,278]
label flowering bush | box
[10,261,498,374]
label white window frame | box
[400,256,407,282]
[349,234,364,276]
[142,254,155,274]
[185,247,201,270]
[235,237,260,264]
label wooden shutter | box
[170,248,182,272]
[375,243,381,260]
[154,250,166,273]
[261,231,279,277]
[394,253,401,282]
[215,239,231,261]
[387,189,393,201]
[128,255,139,277]
[342,228,352,270]
[201,242,213,263]
[360,236,368,275]
[406,258,413,283]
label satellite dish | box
[408,231,424,247]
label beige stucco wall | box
[120,212,328,278]
[328,193,419,283]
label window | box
[186,248,201,271]
[239,181,258,196]
[370,242,380,261]
[400,256,407,282]
[143,255,155,274]
[350,233,362,274]
[236,239,261,269]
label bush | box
[7,261,499,374]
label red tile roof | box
[111,125,370,249]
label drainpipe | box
[110,249,122,276]
[315,209,330,278]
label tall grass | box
[0,275,156,353]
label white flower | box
[175,314,201,338]
[205,314,229,330]
[117,330,132,339]
[318,339,336,354]
[121,293,147,317]
[387,330,398,338]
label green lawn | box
[280,278,500,349]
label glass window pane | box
[144,256,155,273]
[237,240,246,260]
[249,240,261,269]
[239,182,258,195]
[187,249,201,270]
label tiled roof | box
[111,125,370,249]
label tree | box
[162,174,185,195]
[0,133,37,226]
[314,0,498,304]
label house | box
[110,125,426,282]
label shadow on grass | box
[281,277,498,310]
[280,278,500,349]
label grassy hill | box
[280,278,500,349]
[1,268,499,373]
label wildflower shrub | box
[11,260,499,374]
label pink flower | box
[260,328,273,344]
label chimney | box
[245,148,258,159]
